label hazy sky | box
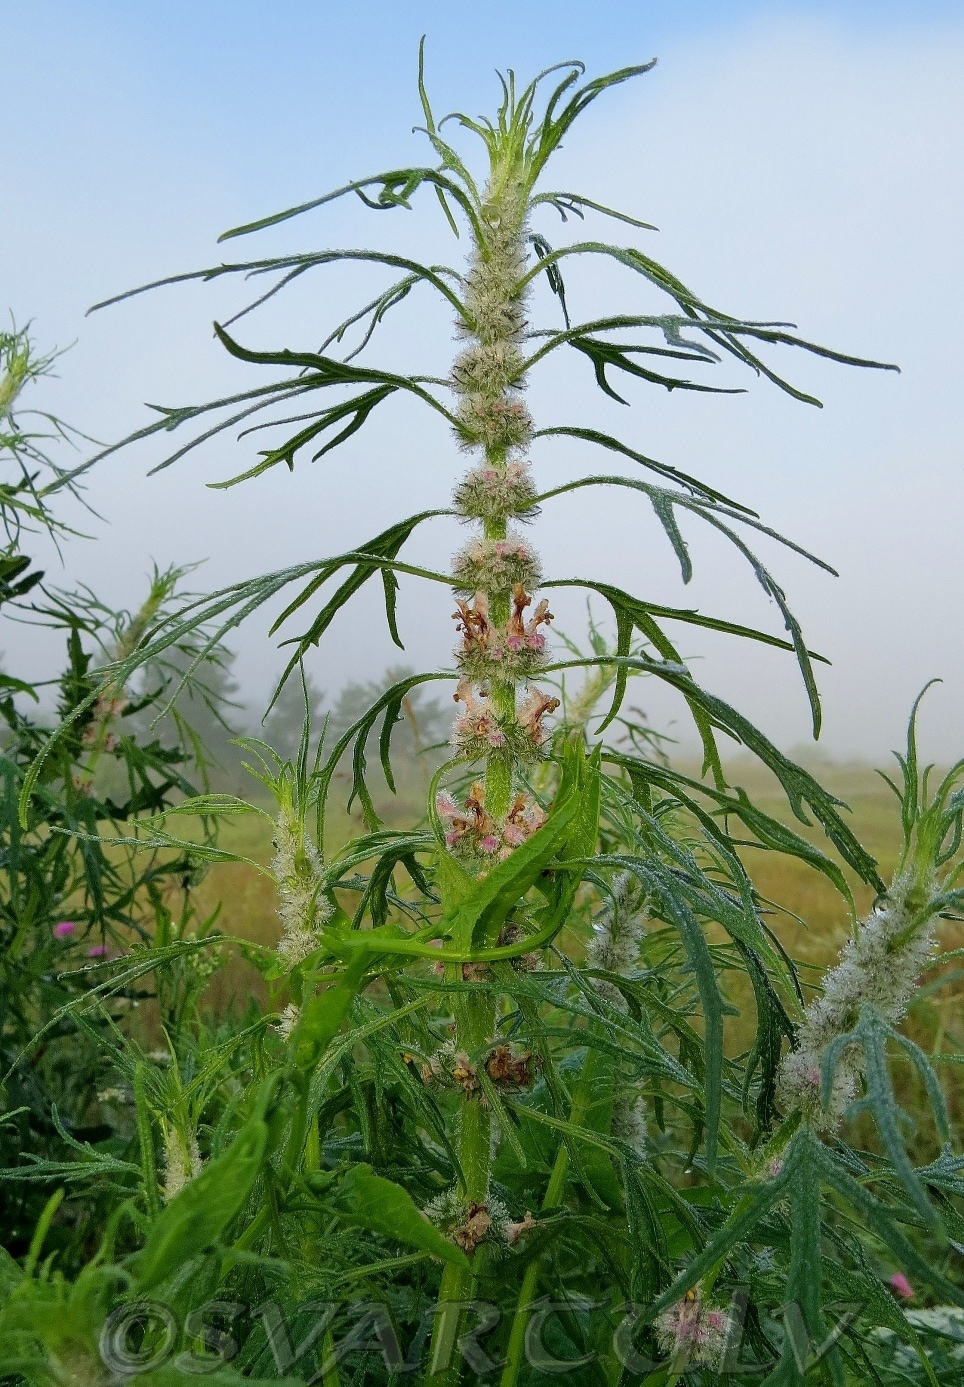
[4,0,963,764]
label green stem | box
[280,1070,310,1186]
[498,1054,598,1387]
[133,1063,161,1218]
[428,983,497,1382]
[455,988,496,1202]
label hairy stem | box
[498,1056,597,1387]
[432,166,553,1382]
[428,985,497,1382]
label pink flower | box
[655,1285,731,1369]
[517,686,560,745]
[480,835,500,854]
[505,1212,536,1245]
[889,1273,914,1300]
[53,921,76,940]
[87,944,109,958]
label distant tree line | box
[129,653,450,793]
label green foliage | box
[0,317,93,544]
[336,1165,471,1271]
[133,1087,273,1292]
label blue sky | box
[4,2,964,760]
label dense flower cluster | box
[452,534,540,596]
[162,1126,204,1201]
[585,874,651,1155]
[655,1286,733,1369]
[424,1184,524,1256]
[450,683,509,756]
[444,166,561,838]
[419,1039,536,1095]
[451,340,525,394]
[459,184,529,349]
[436,781,547,861]
[455,392,533,452]
[586,872,649,1009]
[451,681,558,763]
[275,1001,300,1040]
[453,585,552,681]
[453,459,538,523]
[612,1094,648,1155]
[272,803,331,970]
[451,189,532,450]
[516,686,561,750]
[777,872,939,1131]
[484,1043,537,1089]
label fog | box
[4,2,963,764]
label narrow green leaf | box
[293,952,372,1072]
[134,1107,269,1290]
[337,1165,470,1270]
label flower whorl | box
[453,587,552,682]
[452,534,540,596]
[453,460,538,524]
[453,185,531,454]
[437,779,547,863]
[655,1285,733,1369]
[585,873,650,1157]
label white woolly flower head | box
[161,1124,203,1201]
[274,1001,301,1041]
[459,182,530,352]
[777,871,941,1131]
[453,461,538,523]
[272,799,331,969]
[455,392,533,453]
[452,533,540,595]
[451,171,532,469]
[451,341,526,398]
[612,1093,648,1156]
[586,872,648,1007]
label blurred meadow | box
[160,735,961,1159]
[188,750,907,994]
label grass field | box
[179,753,962,1145]
[193,757,904,950]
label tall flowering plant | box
[10,50,964,1387]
